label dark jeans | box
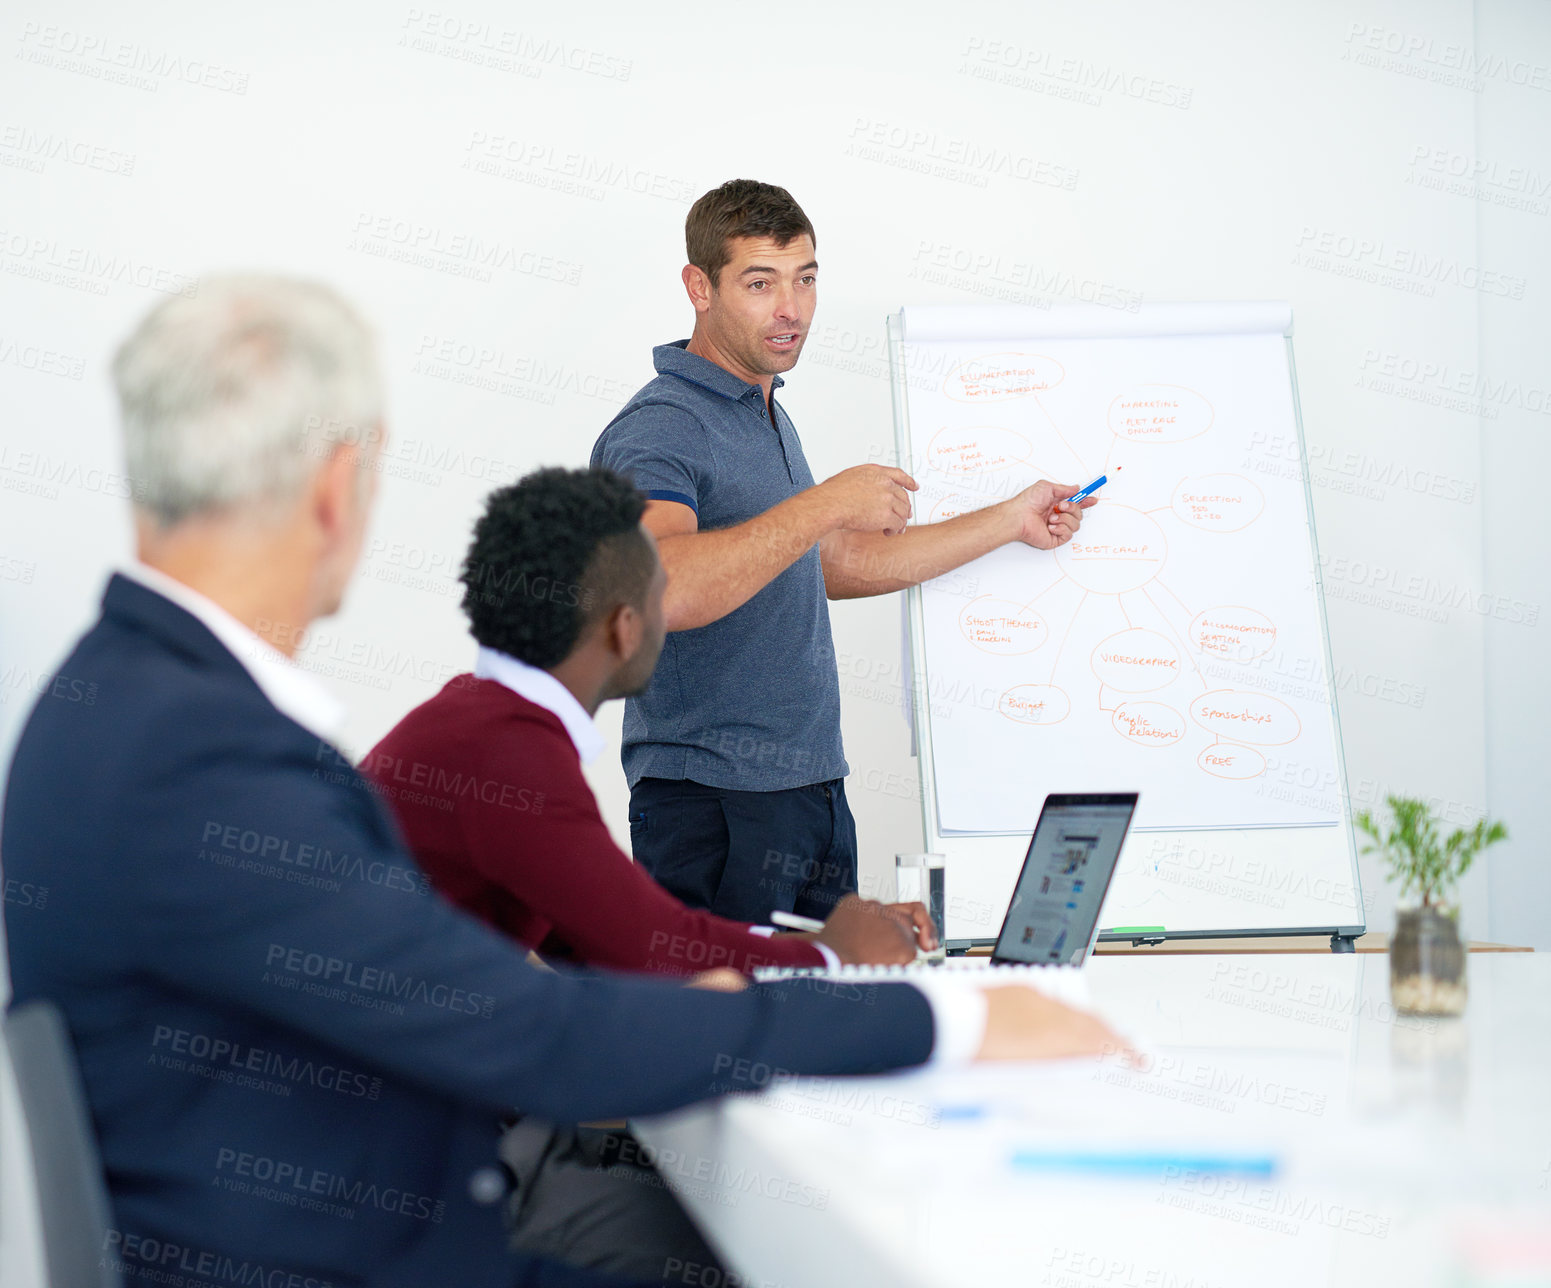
[627,777,859,925]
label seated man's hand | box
[880,901,938,952]
[686,968,748,992]
[975,986,1141,1065]
[813,895,919,965]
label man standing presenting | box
[592,179,1095,924]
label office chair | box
[3,1001,119,1288]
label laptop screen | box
[992,793,1138,966]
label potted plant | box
[1354,795,1507,1017]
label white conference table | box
[635,954,1551,1287]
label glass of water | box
[895,853,946,964]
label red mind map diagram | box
[921,350,1305,785]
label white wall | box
[1476,0,1551,950]
[2,0,1544,976]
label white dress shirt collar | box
[119,561,347,744]
[473,646,604,766]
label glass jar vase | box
[1389,905,1467,1016]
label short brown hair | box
[685,180,816,288]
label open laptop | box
[753,793,1138,986]
[987,792,1139,967]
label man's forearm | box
[658,489,837,630]
[824,499,1018,598]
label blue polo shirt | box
[590,341,846,792]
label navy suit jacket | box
[2,576,934,1287]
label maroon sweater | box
[363,675,825,977]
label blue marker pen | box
[1010,1148,1277,1179]
[1069,473,1110,504]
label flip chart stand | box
[887,303,1367,947]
